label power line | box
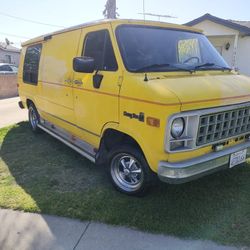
[0,31,30,40]
[0,11,65,28]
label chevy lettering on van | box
[18,19,250,195]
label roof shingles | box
[185,13,250,36]
[230,20,250,29]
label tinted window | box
[83,30,118,71]
[0,65,12,72]
[23,44,42,84]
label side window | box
[23,44,42,85]
[83,30,118,71]
[178,38,201,65]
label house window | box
[23,44,42,85]
[83,30,118,71]
[4,55,11,63]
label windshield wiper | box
[134,63,170,72]
[194,63,232,71]
[134,63,194,73]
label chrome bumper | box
[158,141,250,184]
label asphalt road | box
[0,97,28,128]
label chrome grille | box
[197,106,250,146]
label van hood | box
[150,73,250,111]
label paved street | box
[0,209,242,250]
[0,97,28,128]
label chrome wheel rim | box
[111,153,144,192]
[29,107,38,129]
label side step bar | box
[37,124,96,163]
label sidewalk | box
[0,97,27,128]
[0,209,241,250]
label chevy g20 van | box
[18,19,250,195]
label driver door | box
[73,25,122,146]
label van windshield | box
[116,25,230,73]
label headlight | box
[171,118,185,138]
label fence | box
[0,74,18,99]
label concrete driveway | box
[0,97,28,128]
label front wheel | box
[108,145,153,196]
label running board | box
[37,123,96,163]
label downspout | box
[232,33,239,69]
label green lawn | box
[0,122,250,247]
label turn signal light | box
[146,117,160,128]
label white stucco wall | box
[237,36,250,76]
[208,36,235,67]
[0,50,20,66]
[191,20,239,36]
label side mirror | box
[73,57,95,73]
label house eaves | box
[0,43,20,53]
[185,13,250,36]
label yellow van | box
[18,19,250,195]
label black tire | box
[108,145,154,196]
[28,103,40,133]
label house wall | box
[208,36,250,76]
[237,36,250,76]
[191,20,239,36]
[189,20,250,76]
[0,50,20,66]
[208,36,235,67]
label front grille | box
[197,106,250,146]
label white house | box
[0,42,20,66]
[186,13,250,76]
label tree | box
[103,0,119,19]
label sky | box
[1,0,250,48]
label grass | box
[0,122,250,247]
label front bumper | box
[158,141,250,184]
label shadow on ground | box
[0,122,250,247]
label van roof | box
[22,19,203,47]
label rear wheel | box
[28,104,40,133]
[108,145,153,196]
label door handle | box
[64,79,72,84]
[73,80,83,85]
